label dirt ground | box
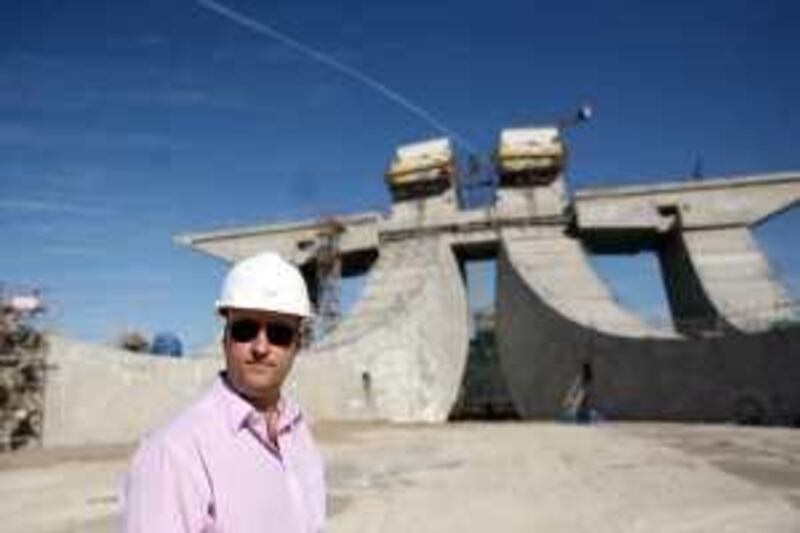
[0,422,798,532]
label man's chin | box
[225,372,280,402]
[241,377,281,400]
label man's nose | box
[251,328,270,356]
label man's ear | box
[220,310,230,345]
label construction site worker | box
[121,252,325,533]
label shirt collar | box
[213,373,303,435]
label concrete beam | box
[174,212,382,266]
[174,200,574,272]
[575,172,800,232]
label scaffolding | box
[0,285,47,451]
[313,218,345,341]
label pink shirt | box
[121,375,326,533]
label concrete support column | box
[290,235,469,422]
[495,177,567,218]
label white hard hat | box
[216,252,312,318]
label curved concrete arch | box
[500,226,674,338]
[496,227,800,423]
[676,226,797,333]
[290,234,469,422]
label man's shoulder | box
[123,386,222,520]
[138,383,223,454]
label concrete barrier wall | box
[43,336,221,447]
[574,172,800,230]
[593,330,800,423]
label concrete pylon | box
[290,234,469,422]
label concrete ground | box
[0,422,798,532]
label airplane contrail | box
[193,0,476,152]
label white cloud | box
[0,198,115,216]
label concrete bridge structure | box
[39,129,800,447]
[176,130,800,426]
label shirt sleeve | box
[297,420,327,533]
[120,435,213,533]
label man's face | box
[222,308,301,405]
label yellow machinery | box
[496,127,565,186]
[385,137,456,201]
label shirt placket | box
[245,413,309,533]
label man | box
[122,252,325,533]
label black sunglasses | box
[227,318,298,347]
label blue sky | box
[1,0,799,349]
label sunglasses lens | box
[266,322,296,347]
[229,319,260,343]
[228,319,297,347]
